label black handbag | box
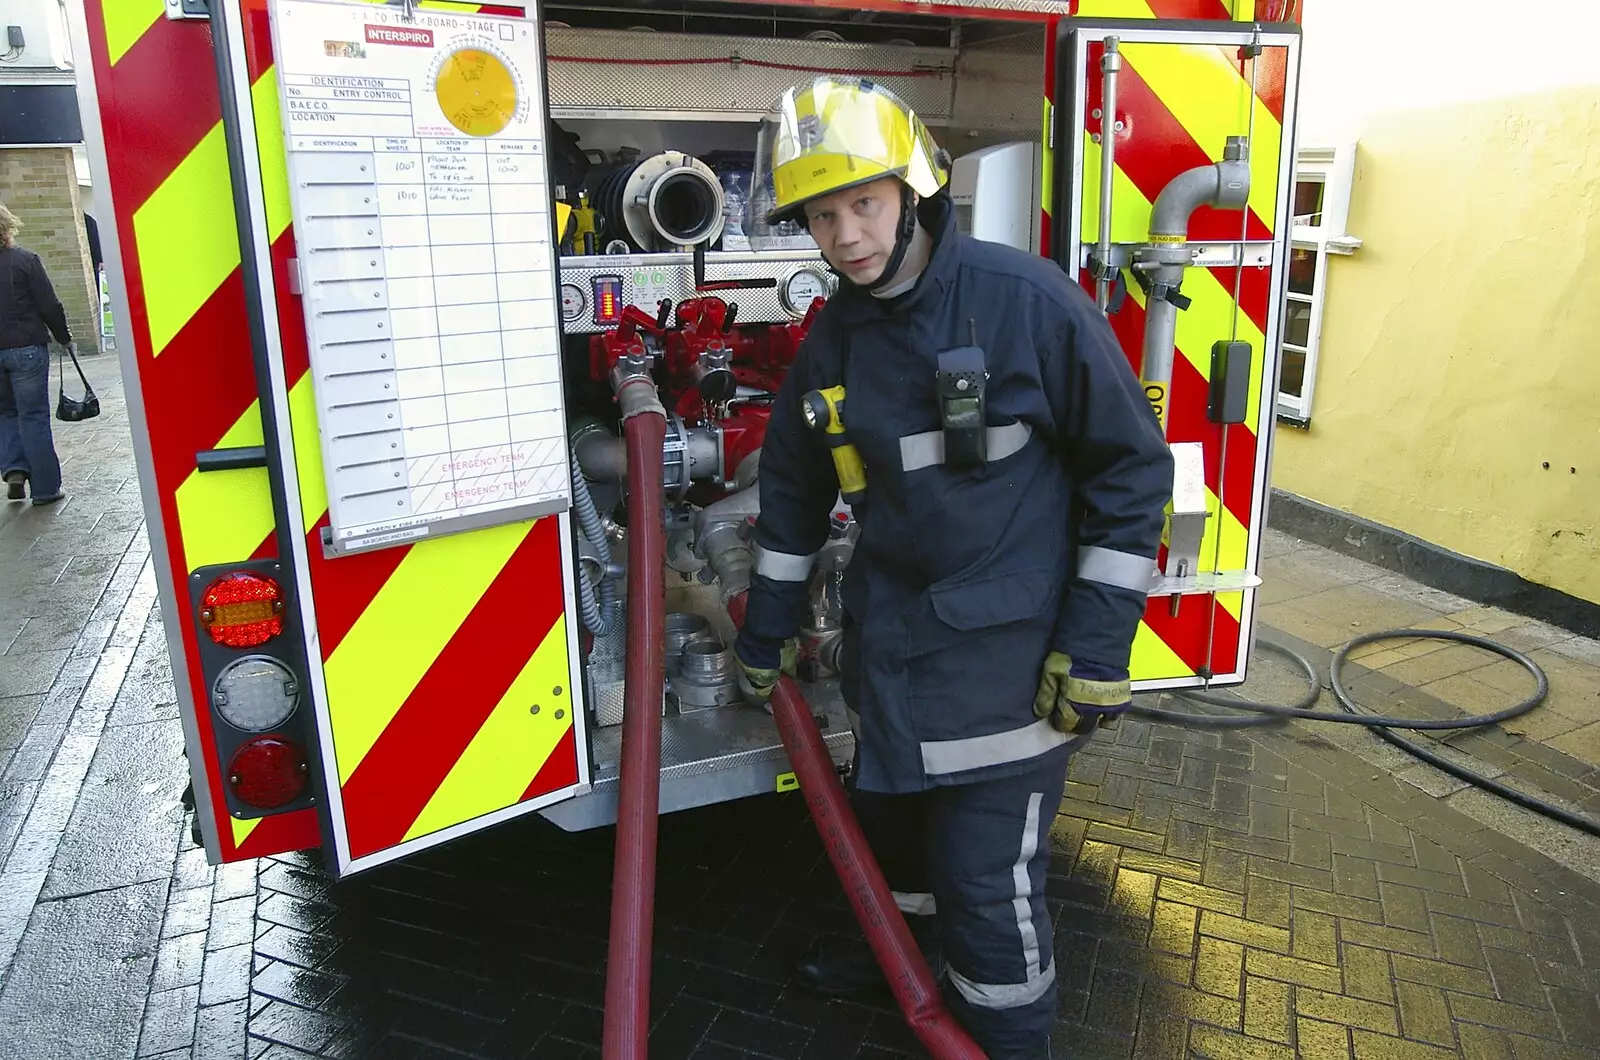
[56,342,101,422]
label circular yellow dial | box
[435,48,518,137]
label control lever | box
[616,304,666,341]
[722,302,739,332]
[655,298,674,331]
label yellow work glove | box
[1033,651,1133,734]
[734,638,797,708]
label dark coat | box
[741,195,1172,793]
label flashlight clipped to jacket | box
[801,385,866,506]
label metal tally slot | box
[1165,441,1210,581]
[900,422,1032,473]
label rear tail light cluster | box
[189,561,318,820]
[212,656,300,732]
[200,571,285,647]
[227,736,310,809]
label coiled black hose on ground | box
[1129,628,1600,839]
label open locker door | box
[1050,16,1302,691]
[211,0,590,876]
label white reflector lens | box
[212,656,300,732]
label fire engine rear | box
[68,0,1302,877]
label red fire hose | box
[727,596,986,1059]
[600,400,668,1060]
[597,397,980,1058]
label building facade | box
[0,0,99,349]
[1273,0,1600,609]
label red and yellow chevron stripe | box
[1062,0,1292,681]
[83,0,579,865]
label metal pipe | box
[600,390,668,1060]
[687,428,719,479]
[1148,153,1249,239]
[1095,36,1122,312]
[1139,139,1251,432]
[574,424,628,483]
[571,447,619,637]
[664,613,709,675]
[574,541,617,636]
[679,636,734,683]
[693,485,761,601]
[574,420,718,483]
[195,446,267,473]
[1203,55,1263,684]
[1139,264,1185,421]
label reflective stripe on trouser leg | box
[945,792,1052,1009]
[893,891,937,916]
[928,745,1072,1057]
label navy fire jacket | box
[739,194,1173,793]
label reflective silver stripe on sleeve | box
[946,792,1054,1011]
[920,719,1069,777]
[892,891,937,916]
[1077,545,1156,594]
[899,422,1033,472]
[753,545,818,582]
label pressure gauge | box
[560,282,586,323]
[781,267,831,316]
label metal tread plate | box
[557,553,854,830]
[587,679,852,790]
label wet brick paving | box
[219,720,1600,1060]
[2,353,1599,1059]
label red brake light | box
[200,572,285,648]
[227,736,309,809]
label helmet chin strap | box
[864,182,920,294]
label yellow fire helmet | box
[752,76,950,232]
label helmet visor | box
[747,113,826,252]
[751,77,947,251]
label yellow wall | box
[1275,3,1600,604]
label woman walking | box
[0,203,70,506]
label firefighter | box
[733,78,1174,1060]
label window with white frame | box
[1278,143,1360,425]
